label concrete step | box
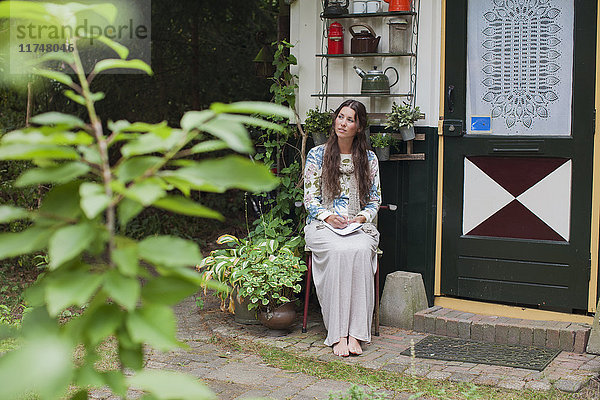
[413,306,592,353]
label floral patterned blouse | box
[303,144,381,224]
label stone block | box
[559,329,575,352]
[424,315,436,333]
[507,325,520,345]
[494,323,509,344]
[587,304,600,354]
[546,328,560,349]
[413,313,425,333]
[533,326,546,348]
[471,322,483,341]
[458,320,471,339]
[482,323,495,343]
[574,328,590,353]
[519,326,533,346]
[380,271,429,330]
[435,317,447,336]
[446,318,459,337]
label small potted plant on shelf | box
[370,132,395,161]
[385,102,421,141]
[305,107,332,145]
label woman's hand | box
[349,215,367,224]
[325,214,349,229]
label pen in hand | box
[325,211,348,229]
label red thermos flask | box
[328,22,344,55]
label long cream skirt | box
[304,221,380,346]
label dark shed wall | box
[378,126,438,305]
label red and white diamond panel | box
[463,156,572,241]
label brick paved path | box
[92,295,600,399]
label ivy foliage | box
[0,2,290,399]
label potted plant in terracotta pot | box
[236,233,306,330]
[385,102,421,141]
[370,132,396,161]
[305,107,332,145]
[198,225,306,330]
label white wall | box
[290,0,441,128]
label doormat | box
[400,335,560,371]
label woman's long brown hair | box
[322,99,371,207]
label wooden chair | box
[301,204,396,336]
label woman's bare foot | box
[348,336,363,355]
[332,337,349,357]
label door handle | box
[446,85,455,114]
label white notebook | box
[324,222,363,236]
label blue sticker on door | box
[471,116,491,132]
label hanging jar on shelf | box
[388,18,411,53]
[327,22,345,55]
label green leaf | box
[115,156,161,183]
[126,303,181,351]
[95,36,129,59]
[172,156,279,193]
[79,145,102,165]
[103,269,141,311]
[33,51,75,65]
[129,370,215,400]
[200,116,253,153]
[79,182,111,219]
[16,162,90,186]
[2,130,93,146]
[45,270,103,315]
[117,198,144,228]
[138,236,201,267]
[153,196,223,220]
[84,304,123,345]
[0,206,29,223]
[63,90,86,105]
[216,234,239,245]
[189,140,230,154]
[218,114,288,133]
[120,129,186,157]
[38,181,82,222]
[122,180,166,206]
[141,276,198,306]
[210,101,294,120]
[0,144,79,160]
[0,335,74,400]
[159,172,222,193]
[93,59,153,75]
[48,223,97,269]
[33,69,74,87]
[112,243,139,277]
[30,112,86,128]
[180,110,215,131]
[0,227,52,259]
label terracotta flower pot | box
[258,302,297,330]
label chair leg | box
[302,253,312,333]
[374,258,380,336]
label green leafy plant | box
[0,2,290,399]
[385,102,421,130]
[305,107,332,141]
[198,233,306,312]
[369,133,396,149]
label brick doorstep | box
[412,307,592,354]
